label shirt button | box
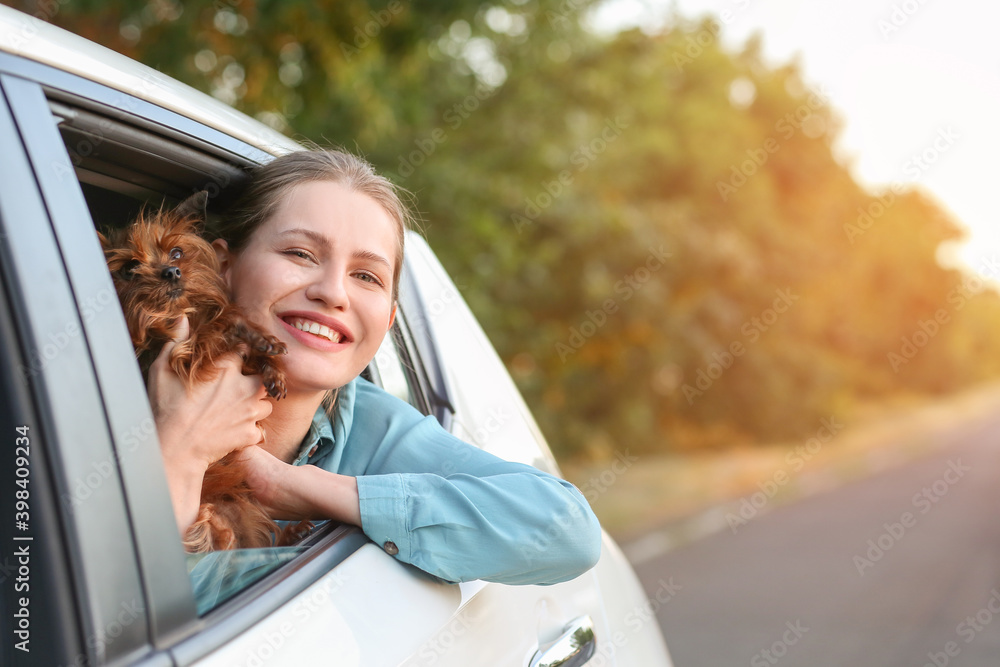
[383,541,399,556]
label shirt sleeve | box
[338,379,602,586]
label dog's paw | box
[263,367,287,400]
[262,335,287,357]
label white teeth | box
[292,318,342,342]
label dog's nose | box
[161,266,182,282]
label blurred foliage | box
[16,0,1000,459]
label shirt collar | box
[291,377,359,467]
[293,403,336,466]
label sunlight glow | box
[592,0,1000,277]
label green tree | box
[19,1,1000,458]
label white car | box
[0,6,674,666]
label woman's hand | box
[236,445,362,526]
[148,316,274,533]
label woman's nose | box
[305,269,350,308]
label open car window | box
[4,69,440,639]
[47,95,446,615]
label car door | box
[0,52,618,667]
[397,235,678,667]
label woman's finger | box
[170,315,190,342]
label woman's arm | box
[349,418,603,585]
[147,318,275,534]
[243,378,602,585]
[235,444,362,526]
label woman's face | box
[217,180,397,396]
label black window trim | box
[396,258,457,429]
[0,74,156,665]
[0,82,90,667]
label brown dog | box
[100,192,309,552]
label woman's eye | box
[284,249,313,261]
[356,272,383,286]
[170,247,183,261]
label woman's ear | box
[212,238,232,288]
[388,303,397,331]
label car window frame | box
[0,76,93,667]
[0,56,450,662]
[0,72,159,665]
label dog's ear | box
[96,228,120,253]
[173,190,209,230]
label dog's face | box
[101,209,224,350]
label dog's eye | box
[120,259,141,278]
[170,247,183,261]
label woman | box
[148,149,601,587]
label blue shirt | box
[290,376,602,586]
[189,377,602,613]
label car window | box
[371,326,414,404]
[35,91,440,621]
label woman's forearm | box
[276,464,362,526]
[160,450,208,535]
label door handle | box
[529,615,597,667]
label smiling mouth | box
[286,317,344,343]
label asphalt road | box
[635,413,1000,667]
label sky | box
[589,0,1000,275]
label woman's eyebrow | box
[353,249,392,272]
[279,228,390,270]
[278,227,332,247]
